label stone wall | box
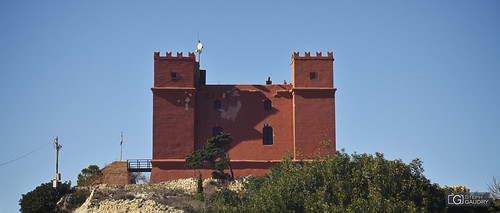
[100,161,129,185]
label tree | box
[129,172,148,184]
[19,181,72,213]
[197,171,204,194]
[77,165,102,186]
[185,133,234,180]
[489,177,500,206]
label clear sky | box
[1,1,499,212]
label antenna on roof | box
[196,40,203,64]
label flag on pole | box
[120,131,123,162]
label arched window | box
[214,100,221,110]
[264,100,272,110]
[212,127,223,137]
[263,125,273,145]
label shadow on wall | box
[193,86,286,151]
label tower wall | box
[291,52,336,159]
[152,89,196,159]
[151,52,199,181]
[291,52,334,88]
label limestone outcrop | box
[73,177,249,213]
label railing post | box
[125,159,152,172]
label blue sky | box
[1,1,499,212]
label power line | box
[0,141,52,167]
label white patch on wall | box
[178,93,193,111]
[220,100,242,122]
[184,97,190,111]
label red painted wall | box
[151,51,336,183]
[194,85,294,161]
[291,52,336,158]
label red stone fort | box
[150,51,336,183]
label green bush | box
[206,150,448,212]
[194,192,206,202]
[206,188,242,212]
[19,181,72,213]
[69,189,90,209]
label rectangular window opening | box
[263,126,273,145]
[214,100,221,110]
[310,72,317,80]
[264,100,272,110]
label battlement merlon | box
[291,52,334,61]
[154,52,196,60]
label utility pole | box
[53,137,62,188]
[120,132,123,161]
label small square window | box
[170,72,177,80]
[310,72,317,80]
[213,127,223,137]
[214,100,221,110]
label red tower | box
[291,52,336,159]
[150,51,335,183]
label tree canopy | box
[185,133,234,180]
[207,150,448,212]
[77,164,102,186]
[19,181,71,213]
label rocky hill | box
[65,177,246,213]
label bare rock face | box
[73,177,250,213]
[75,197,182,213]
[74,178,200,213]
[56,194,73,212]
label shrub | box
[69,189,90,209]
[77,165,102,186]
[197,172,203,194]
[19,181,72,213]
[206,150,448,212]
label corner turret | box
[291,52,334,88]
[154,52,199,88]
[290,52,336,159]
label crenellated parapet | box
[154,52,196,60]
[291,51,334,88]
[292,52,334,60]
[153,51,199,88]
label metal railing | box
[127,159,152,172]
